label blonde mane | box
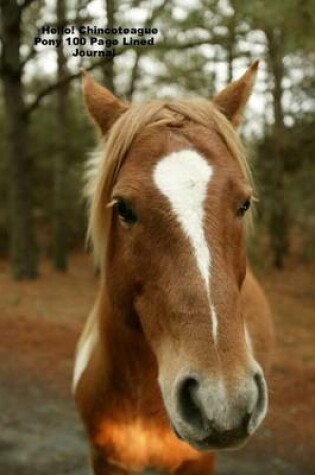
[86,100,253,267]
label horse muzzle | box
[160,366,268,451]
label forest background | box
[0,0,314,279]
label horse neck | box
[98,282,158,397]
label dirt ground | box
[0,253,314,475]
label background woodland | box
[0,0,314,279]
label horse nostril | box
[247,370,268,434]
[170,372,267,448]
[241,411,252,432]
[253,371,266,412]
[177,376,204,430]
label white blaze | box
[153,149,218,342]
[210,304,218,343]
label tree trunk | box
[102,0,116,93]
[126,51,141,101]
[265,28,289,268]
[0,0,37,279]
[53,0,70,271]
[226,2,237,83]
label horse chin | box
[172,424,250,452]
[185,434,249,452]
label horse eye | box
[237,198,251,217]
[114,199,137,225]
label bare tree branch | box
[24,56,120,116]
[36,16,95,34]
[23,3,246,119]
[126,51,141,100]
[125,0,169,100]
[157,37,223,51]
[76,0,92,12]
[19,15,94,71]
[149,0,169,23]
[21,0,37,9]
[20,45,36,69]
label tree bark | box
[125,0,169,100]
[265,28,289,268]
[53,0,70,271]
[125,50,141,100]
[0,0,37,279]
[102,0,116,93]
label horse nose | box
[177,376,205,431]
[174,370,267,449]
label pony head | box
[83,63,269,451]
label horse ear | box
[213,61,259,127]
[82,71,127,134]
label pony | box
[73,62,274,474]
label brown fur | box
[74,65,274,474]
